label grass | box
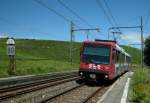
[0,59,78,78]
[0,38,80,77]
[130,67,150,103]
[0,60,9,78]
[15,60,78,75]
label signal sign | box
[6,38,15,56]
[7,45,15,55]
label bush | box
[131,67,150,103]
[144,36,150,66]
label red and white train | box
[79,39,131,81]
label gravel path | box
[46,84,103,103]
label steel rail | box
[82,86,104,103]
[0,75,80,101]
[39,82,86,103]
[0,73,77,93]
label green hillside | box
[0,38,140,77]
[121,45,141,64]
[0,38,80,77]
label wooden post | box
[8,55,16,75]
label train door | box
[118,51,122,75]
[124,54,126,72]
[122,53,125,73]
[112,48,118,78]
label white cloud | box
[0,33,8,38]
[120,32,148,44]
[0,35,8,38]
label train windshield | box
[82,44,110,64]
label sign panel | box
[6,38,15,45]
[7,45,15,55]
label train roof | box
[116,44,131,57]
[83,39,116,45]
[82,39,131,57]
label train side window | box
[112,49,116,63]
[116,50,119,63]
[118,51,121,63]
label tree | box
[144,36,150,66]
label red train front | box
[79,39,131,81]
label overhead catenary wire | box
[96,0,114,27]
[103,0,121,32]
[34,0,84,29]
[103,0,118,26]
[144,9,150,27]
[0,17,18,26]
[96,0,118,40]
[96,0,123,40]
[144,9,150,38]
[144,9,150,39]
[35,0,99,39]
[34,0,70,22]
[0,16,54,36]
[57,0,94,28]
[102,0,123,40]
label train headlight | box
[80,72,83,76]
[105,75,108,78]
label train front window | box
[82,44,110,64]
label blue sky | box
[0,0,150,48]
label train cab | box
[79,39,131,81]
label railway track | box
[0,72,80,102]
[82,86,104,103]
[40,81,106,103]
[39,82,86,103]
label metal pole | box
[8,53,16,75]
[70,23,99,65]
[108,29,110,40]
[85,30,89,40]
[70,21,73,65]
[140,16,144,69]
[112,32,115,41]
[87,33,89,40]
[111,32,122,41]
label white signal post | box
[6,38,16,75]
